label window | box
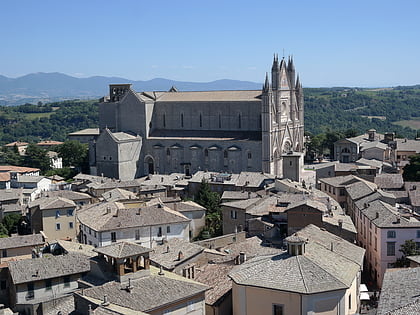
[56,223,61,230]
[224,150,228,158]
[27,282,34,300]
[2,249,7,258]
[135,229,140,240]
[339,188,345,196]
[111,232,116,243]
[158,227,162,237]
[166,148,171,156]
[387,230,396,238]
[349,294,352,310]
[273,304,283,315]
[238,114,242,129]
[199,114,202,127]
[55,210,60,218]
[204,149,209,157]
[45,279,52,291]
[417,230,420,238]
[231,210,237,219]
[181,113,184,127]
[167,226,171,233]
[94,231,97,238]
[69,222,74,229]
[63,276,70,287]
[163,113,166,127]
[416,242,420,250]
[67,209,74,216]
[218,114,221,128]
[89,228,91,235]
[387,242,395,256]
[248,152,252,159]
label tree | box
[23,144,51,173]
[402,155,420,181]
[195,179,222,237]
[56,140,89,172]
[393,239,420,267]
[0,223,8,238]
[2,213,21,235]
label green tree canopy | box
[23,144,51,173]
[2,213,21,236]
[195,179,222,237]
[56,140,89,172]
[403,155,420,181]
[393,239,420,267]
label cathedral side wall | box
[140,139,262,176]
[152,101,261,131]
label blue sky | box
[1,0,419,87]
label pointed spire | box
[272,53,279,70]
[288,55,295,71]
[295,74,300,87]
[263,72,270,92]
[280,56,287,70]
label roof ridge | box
[296,256,309,293]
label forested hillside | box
[0,86,418,146]
[0,100,98,144]
[304,86,419,138]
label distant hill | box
[0,72,262,106]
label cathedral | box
[92,55,304,180]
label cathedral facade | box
[92,56,304,180]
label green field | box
[23,112,54,120]
[394,118,420,130]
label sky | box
[1,0,419,87]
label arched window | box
[204,149,209,157]
[224,150,228,158]
[166,148,170,156]
[248,152,252,159]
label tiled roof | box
[319,175,359,187]
[0,189,23,202]
[0,165,39,172]
[0,172,10,182]
[164,200,206,212]
[229,225,364,294]
[345,180,376,201]
[77,202,190,232]
[377,267,420,315]
[362,200,420,228]
[94,241,151,258]
[44,190,91,201]
[101,188,137,202]
[194,263,235,305]
[37,140,63,146]
[285,199,327,213]
[29,196,76,210]
[221,190,259,200]
[4,141,29,147]
[150,238,204,270]
[80,274,208,312]
[139,90,262,102]
[8,253,90,284]
[374,174,404,190]
[68,128,100,136]
[395,139,420,153]
[0,234,44,250]
[16,175,47,183]
[212,236,283,264]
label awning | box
[360,292,370,300]
[360,284,368,292]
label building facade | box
[91,56,304,180]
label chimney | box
[395,216,401,224]
[239,252,247,264]
[158,265,164,275]
[166,245,170,253]
[178,251,184,261]
[338,219,343,230]
[375,212,379,219]
[88,304,93,315]
[102,295,110,306]
[125,278,133,292]
[330,242,334,251]
[248,191,251,199]
[174,203,177,211]
[106,206,111,214]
